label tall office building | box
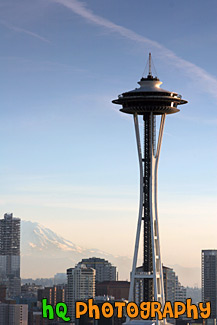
[78,257,117,282]
[202,250,217,319]
[0,213,21,297]
[67,264,95,322]
[163,266,186,304]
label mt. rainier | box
[21,220,131,279]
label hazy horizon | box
[20,219,201,288]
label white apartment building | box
[67,264,95,322]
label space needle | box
[112,53,187,324]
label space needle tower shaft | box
[112,54,187,324]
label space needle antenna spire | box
[112,54,188,324]
[148,52,152,76]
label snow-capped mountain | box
[20,221,200,286]
[21,220,131,279]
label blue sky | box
[0,0,216,284]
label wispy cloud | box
[50,0,217,100]
[0,20,50,43]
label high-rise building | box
[0,303,28,325]
[163,266,186,324]
[163,266,176,303]
[202,250,217,319]
[37,284,66,306]
[0,213,21,297]
[67,264,95,322]
[78,257,117,283]
[163,266,186,304]
[112,54,187,324]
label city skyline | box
[0,0,216,281]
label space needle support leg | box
[128,113,143,305]
[153,113,166,324]
[156,113,166,159]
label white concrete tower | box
[67,264,95,322]
[112,54,187,324]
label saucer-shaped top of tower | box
[112,74,188,115]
